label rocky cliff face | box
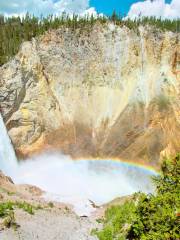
[0,23,179,167]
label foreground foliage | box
[0,201,41,228]
[0,13,179,66]
[94,154,180,240]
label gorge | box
[0,22,179,168]
[0,19,179,239]
[0,111,156,215]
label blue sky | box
[52,0,172,16]
[0,0,179,19]
[90,0,171,16]
[90,0,138,16]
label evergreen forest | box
[0,12,180,66]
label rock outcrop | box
[0,23,179,167]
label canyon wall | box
[0,23,179,167]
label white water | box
[0,115,156,216]
[0,113,17,175]
[13,152,156,216]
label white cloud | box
[54,0,89,14]
[80,7,98,17]
[0,0,98,17]
[127,0,180,20]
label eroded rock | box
[0,23,179,167]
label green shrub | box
[0,201,41,228]
[93,201,137,240]
[95,154,180,240]
[0,202,14,218]
[0,202,17,229]
[16,202,35,215]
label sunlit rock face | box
[0,23,179,167]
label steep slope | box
[0,171,98,240]
[0,23,179,167]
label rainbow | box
[76,157,159,175]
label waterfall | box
[0,113,17,175]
